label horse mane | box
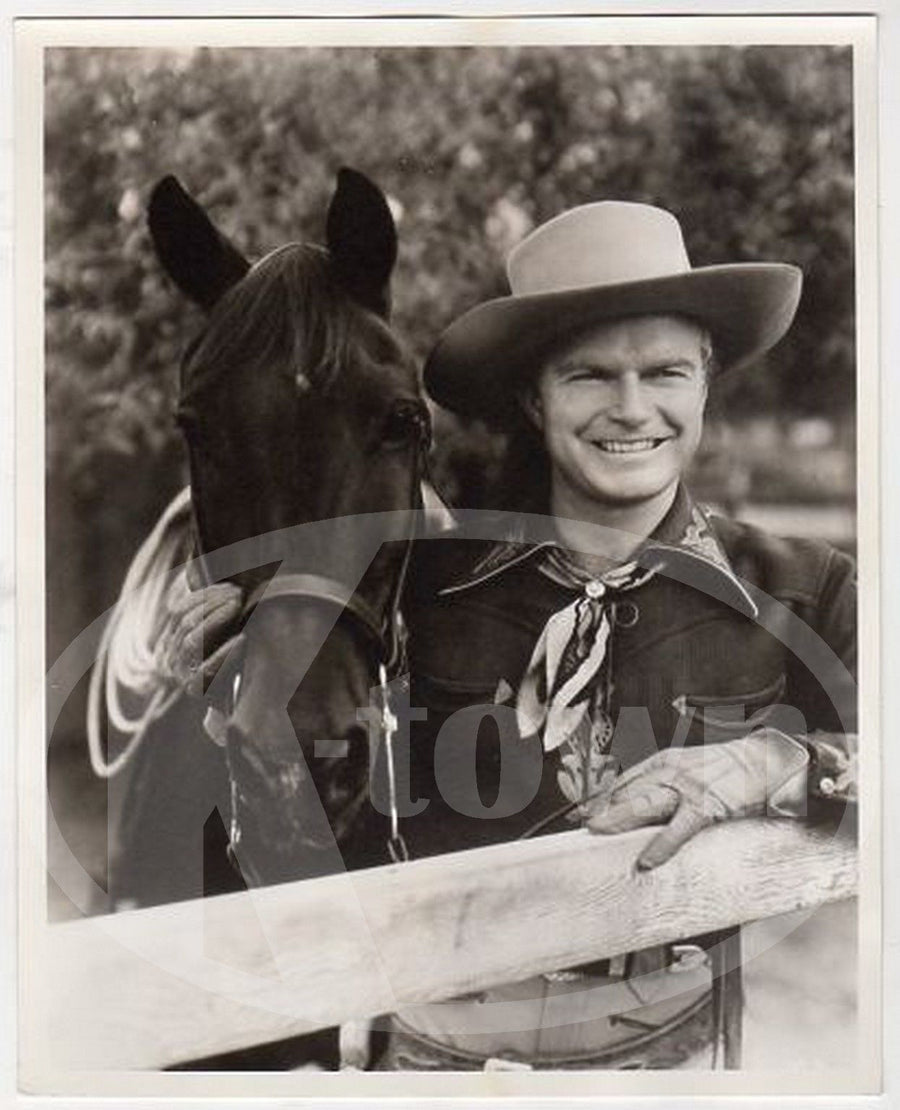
[178,242,391,411]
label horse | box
[99,168,431,914]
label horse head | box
[148,169,429,884]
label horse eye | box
[381,401,430,450]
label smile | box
[591,437,669,454]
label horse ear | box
[147,176,250,311]
[326,167,397,318]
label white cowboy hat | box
[424,201,802,418]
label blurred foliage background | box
[45,44,856,750]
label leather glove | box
[155,567,245,698]
[584,728,810,870]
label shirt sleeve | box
[804,545,858,809]
[805,731,858,806]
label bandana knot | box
[516,560,655,754]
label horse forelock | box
[178,241,395,415]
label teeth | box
[594,438,661,454]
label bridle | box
[239,555,410,680]
[238,565,414,864]
[204,434,426,868]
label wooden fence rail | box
[31,819,856,1072]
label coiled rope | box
[86,479,452,781]
[86,487,194,778]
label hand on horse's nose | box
[156,570,244,695]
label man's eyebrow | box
[641,358,699,372]
[551,359,615,375]
[551,356,699,375]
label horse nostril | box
[224,722,302,789]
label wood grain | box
[33,820,856,1071]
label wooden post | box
[29,819,856,1073]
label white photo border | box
[8,7,889,1106]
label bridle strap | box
[243,571,388,651]
[200,447,427,869]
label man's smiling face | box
[527,315,709,515]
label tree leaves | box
[44,43,855,654]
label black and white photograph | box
[14,14,879,1099]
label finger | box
[604,752,669,794]
[587,784,678,834]
[164,594,243,672]
[604,746,694,797]
[167,581,243,620]
[183,635,244,699]
[184,596,244,658]
[200,634,246,690]
[636,800,709,870]
[157,585,235,653]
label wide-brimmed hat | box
[424,201,802,419]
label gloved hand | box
[155,566,245,698]
[584,729,810,870]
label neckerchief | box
[515,559,654,754]
[514,496,745,806]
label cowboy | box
[158,199,857,1070]
[365,199,857,1070]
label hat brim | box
[424,263,802,419]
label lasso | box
[86,488,193,778]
